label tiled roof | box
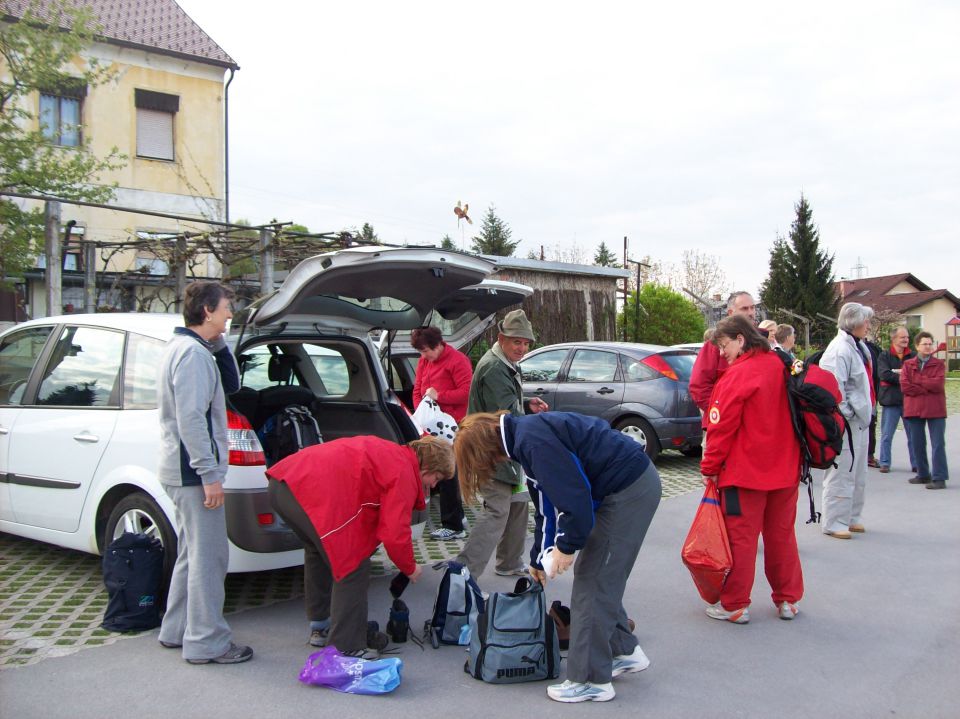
[3,0,237,69]
[834,274,960,315]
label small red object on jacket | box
[901,356,947,419]
[689,341,728,428]
[266,436,425,581]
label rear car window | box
[124,332,166,409]
[36,326,124,407]
[660,352,696,383]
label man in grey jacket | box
[156,282,252,664]
[454,309,548,577]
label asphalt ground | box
[1,416,957,718]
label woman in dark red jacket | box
[700,315,802,624]
[411,326,473,539]
[901,331,948,489]
[266,435,454,658]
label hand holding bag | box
[680,482,733,604]
[410,397,458,442]
[299,646,403,695]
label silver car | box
[519,342,702,461]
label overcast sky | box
[177,0,959,297]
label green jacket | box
[468,344,526,486]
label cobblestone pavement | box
[0,453,702,670]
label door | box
[8,325,124,531]
[553,348,624,418]
[519,348,570,411]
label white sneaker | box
[429,527,466,540]
[612,645,650,677]
[705,603,750,624]
[547,680,615,703]
[778,602,799,620]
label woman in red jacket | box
[411,326,473,540]
[901,331,948,489]
[700,315,803,624]
[266,435,454,658]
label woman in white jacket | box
[819,302,875,539]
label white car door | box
[8,324,123,531]
[0,324,57,522]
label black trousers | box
[436,469,466,530]
[868,412,878,458]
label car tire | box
[614,416,661,462]
[104,492,177,610]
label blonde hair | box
[408,436,455,479]
[453,412,510,504]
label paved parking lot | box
[0,453,704,669]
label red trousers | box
[719,484,804,610]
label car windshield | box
[660,352,695,383]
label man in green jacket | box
[455,309,548,577]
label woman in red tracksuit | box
[700,315,803,624]
[266,435,454,657]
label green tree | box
[759,195,838,344]
[358,222,379,244]
[0,2,125,285]
[470,204,519,256]
[620,283,705,345]
[440,233,456,250]
[593,241,618,267]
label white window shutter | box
[136,108,174,160]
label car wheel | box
[104,492,177,609]
[614,416,661,462]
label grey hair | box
[726,291,752,311]
[889,325,909,339]
[836,302,874,332]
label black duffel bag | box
[101,532,164,632]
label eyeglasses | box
[718,337,742,352]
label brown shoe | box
[908,476,931,485]
[867,457,880,468]
[824,530,852,539]
[878,466,890,474]
[849,524,865,533]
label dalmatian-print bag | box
[411,397,458,443]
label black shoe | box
[908,476,931,485]
[926,480,947,490]
[186,642,253,665]
[366,628,390,653]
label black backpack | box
[101,532,164,632]
[262,404,322,466]
[426,561,485,648]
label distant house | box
[2,0,238,317]
[835,273,960,351]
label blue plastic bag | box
[299,646,403,695]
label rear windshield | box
[661,352,695,382]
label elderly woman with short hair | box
[819,302,876,539]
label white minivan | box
[0,247,530,586]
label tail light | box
[641,354,679,381]
[226,410,265,466]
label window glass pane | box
[567,350,618,382]
[39,94,57,141]
[622,356,658,382]
[239,347,301,390]
[136,108,174,160]
[124,333,165,409]
[60,97,80,146]
[306,346,349,395]
[660,353,696,382]
[520,349,568,382]
[0,326,53,405]
[36,326,124,407]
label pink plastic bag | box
[298,646,403,695]
[680,483,733,604]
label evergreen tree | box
[440,234,456,250]
[470,205,519,256]
[759,195,838,344]
[358,222,379,244]
[593,241,618,267]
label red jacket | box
[265,437,425,580]
[700,349,801,491]
[690,341,728,428]
[412,343,473,422]
[901,356,946,419]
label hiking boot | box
[186,642,253,665]
[867,457,880,468]
[429,527,466,540]
[612,645,650,677]
[705,603,749,624]
[309,627,329,647]
[849,524,865,533]
[547,680,615,703]
[909,476,931,485]
[366,629,390,653]
[926,480,946,490]
[494,565,529,577]
[778,602,799,620]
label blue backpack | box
[427,561,485,648]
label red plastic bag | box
[680,483,733,604]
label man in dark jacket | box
[865,334,882,467]
[877,326,916,473]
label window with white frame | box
[134,231,175,275]
[39,79,86,147]
[135,89,179,161]
[905,314,923,329]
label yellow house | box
[3,0,238,316]
[835,274,960,357]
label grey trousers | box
[822,422,868,533]
[158,484,232,661]
[455,479,529,578]
[269,480,370,652]
[567,464,661,684]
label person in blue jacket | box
[455,411,661,704]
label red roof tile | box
[833,274,960,315]
[3,0,237,69]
